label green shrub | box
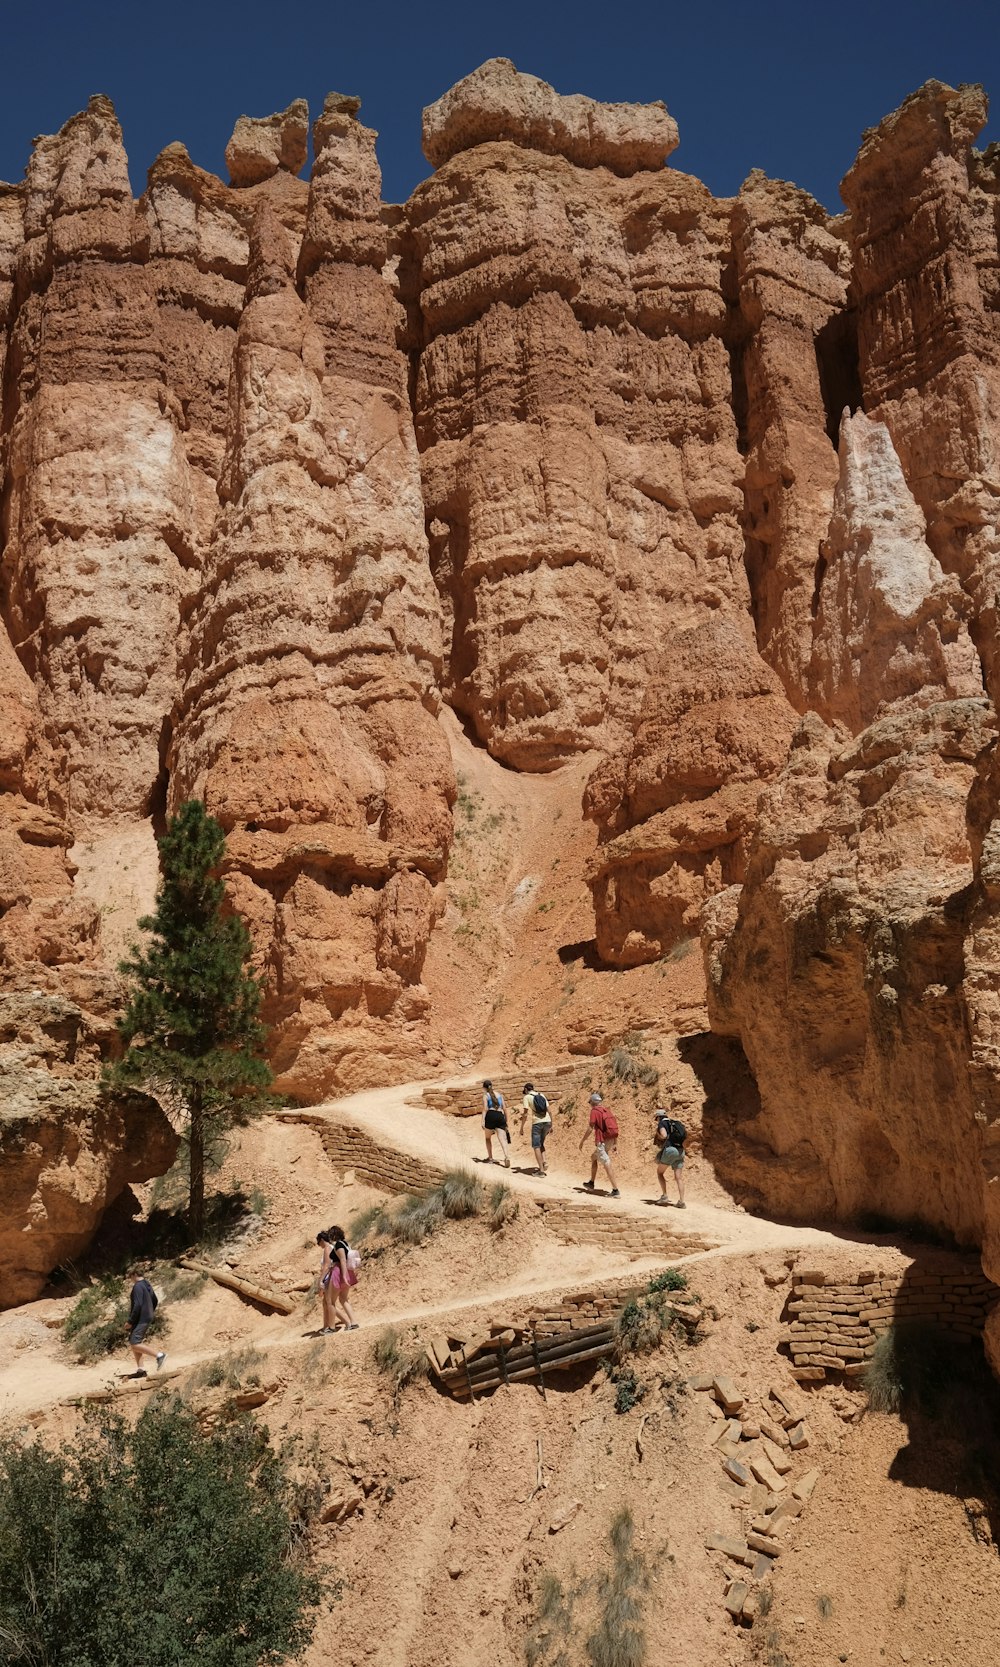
[349,1203,390,1242]
[187,1346,264,1393]
[646,1268,687,1296]
[0,1396,315,1667]
[586,1508,648,1667]
[392,1193,446,1244]
[351,1170,485,1248]
[611,1370,646,1415]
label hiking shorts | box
[594,1141,614,1168]
[330,1265,358,1291]
[129,1322,150,1344]
[531,1121,551,1149]
[657,1144,684,1169]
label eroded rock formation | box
[408,58,750,771]
[0,990,178,1306]
[170,102,453,1099]
[3,63,1000,1307]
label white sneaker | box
[155,1352,166,1370]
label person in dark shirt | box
[125,1272,166,1378]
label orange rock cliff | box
[2,63,1000,1322]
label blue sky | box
[0,0,997,211]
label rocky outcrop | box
[702,698,996,1246]
[0,991,178,1306]
[170,100,453,1099]
[841,81,1000,698]
[585,617,796,964]
[2,67,1000,1311]
[408,58,749,770]
[731,172,852,702]
[226,99,309,186]
[809,410,982,728]
[1,97,196,821]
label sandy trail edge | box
[304,1073,844,1255]
[2,1070,850,1421]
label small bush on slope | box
[587,1509,649,1667]
[351,1169,486,1247]
[0,1396,315,1667]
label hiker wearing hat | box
[519,1081,552,1175]
[578,1090,620,1197]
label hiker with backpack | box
[654,1107,688,1207]
[578,1090,621,1198]
[519,1081,551,1175]
[123,1269,166,1377]
[481,1079,511,1167]
[319,1226,360,1331]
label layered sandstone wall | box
[3,64,1000,1310]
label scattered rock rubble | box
[694,1371,819,1629]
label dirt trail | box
[309,1073,844,1256]
[1,1068,849,1425]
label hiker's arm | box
[578,1126,590,1150]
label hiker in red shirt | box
[578,1090,621,1197]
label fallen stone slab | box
[705,1532,749,1561]
[791,1468,820,1503]
[746,1532,782,1557]
[724,1580,749,1620]
[713,1375,745,1414]
[760,1435,793,1475]
[787,1421,810,1451]
[722,1457,751,1486]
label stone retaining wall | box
[535,1196,715,1260]
[277,1112,444,1195]
[780,1265,1000,1381]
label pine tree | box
[108,800,272,1237]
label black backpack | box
[532,1092,549,1115]
[658,1117,686,1149]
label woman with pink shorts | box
[326,1224,359,1331]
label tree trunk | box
[189,1087,205,1240]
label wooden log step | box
[448,1339,615,1399]
[452,1326,614,1385]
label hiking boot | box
[610,1189,621,1198]
[127,1370,147,1379]
[656,1196,672,1206]
[582,1180,595,1191]
[675,1201,687,1209]
[504,1160,511,1168]
[348,1324,360,1331]
[155,1352,166,1371]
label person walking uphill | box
[124,1271,165,1378]
[579,1090,620,1197]
[653,1107,688,1207]
[482,1080,511,1167]
[520,1081,552,1175]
